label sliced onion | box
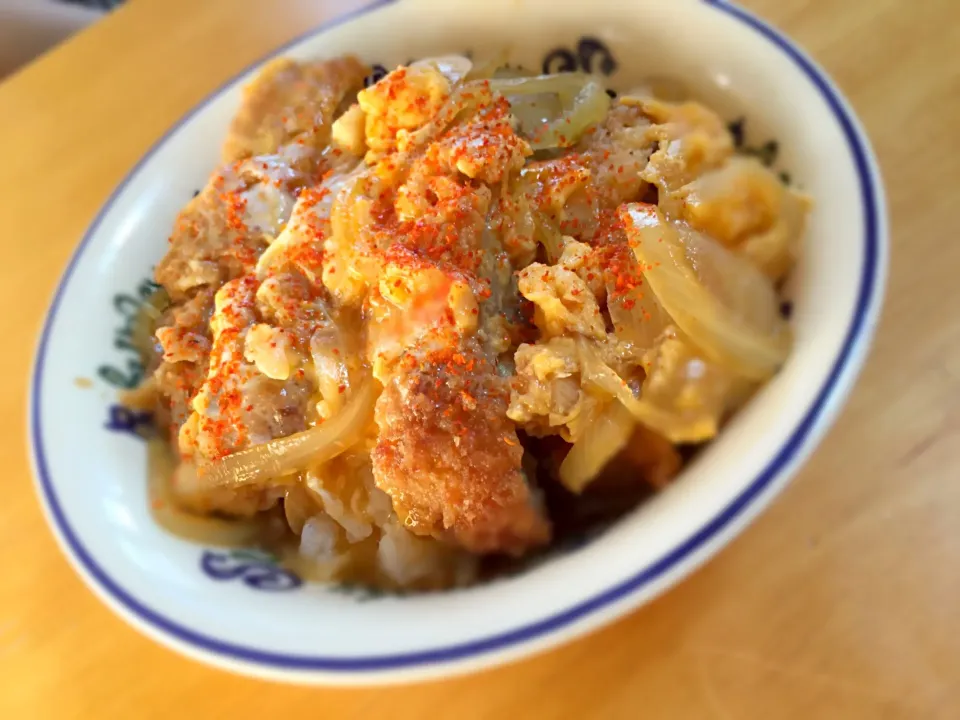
[535,213,566,262]
[130,288,169,359]
[578,341,711,444]
[638,328,750,443]
[488,73,598,97]
[310,326,352,419]
[488,74,610,149]
[491,66,536,80]
[256,161,364,280]
[197,380,378,490]
[466,50,516,81]
[607,284,671,351]
[147,441,265,546]
[410,55,473,85]
[559,399,635,493]
[606,284,745,444]
[508,93,563,138]
[621,203,790,380]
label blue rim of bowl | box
[30,0,883,673]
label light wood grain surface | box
[0,0,956,717]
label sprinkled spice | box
[141,54,800,572]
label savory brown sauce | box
[147,436,472,588]
[146,436,266,547]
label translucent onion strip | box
[621,203,790,380]
[197,381,378,490]
[559,399,635,493]
[578,341,710,444]
[409,55,473,85]
[488,73,610,149]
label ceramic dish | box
[29,0,887,684]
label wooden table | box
[0,0,956,716]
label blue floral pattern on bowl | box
[200,549,303,592]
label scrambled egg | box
[356,65,451,160]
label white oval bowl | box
[30,0,887,684]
